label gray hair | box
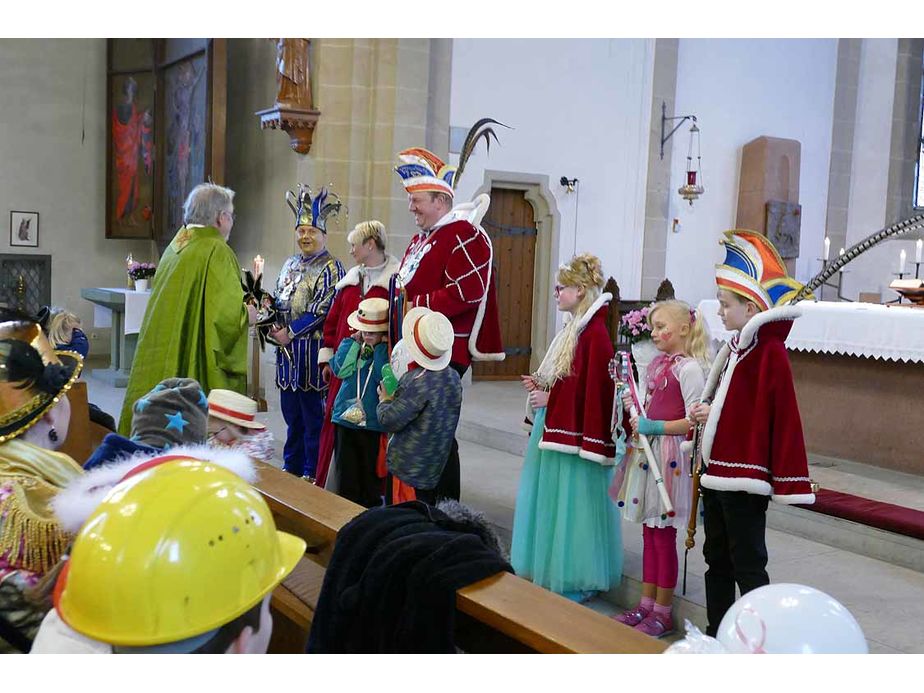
[183,183,235,226]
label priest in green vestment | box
[118,183,257,435]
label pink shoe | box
[612,605,650,626]
[634,610,675,638]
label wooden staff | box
[682,418,705,594]
[619,353,674,519]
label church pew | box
[253,462,666,654]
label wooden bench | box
[253,462,666,654]
[59,380,109,465]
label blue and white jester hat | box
[285,184,343,233]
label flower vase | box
[134,278,149,292]
[631,338,659,403]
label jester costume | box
[700,230,814,636]
[275,186,345,478]
[0,314,85,653]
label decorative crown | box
[284,184,343,233]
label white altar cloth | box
[697,299,924,364]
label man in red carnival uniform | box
[392,147,504,500]
[315,221,400,488]
[690,230,815,636]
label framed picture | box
[10,211,39,247]
[106,39,226,248]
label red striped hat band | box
[413,319,439,360]
[209,402,256,422]
[357,314,388,326]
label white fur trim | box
[700,474,772,496]
[469,219,505,362]
[538,440,580,455]
[318,347,334,364]
[702,345,735,463]
[578,449,616,466]
[335,255,400,292]
[51,445,257,534]
[772,493,816,505]
[736,305,802,350]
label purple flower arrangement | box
[618,305,653,345]
[127,261,156,280]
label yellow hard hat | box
[55,458,306,647]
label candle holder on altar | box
[816,258,851,302]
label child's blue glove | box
[637,417,666,436]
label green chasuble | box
[118,226,248,434]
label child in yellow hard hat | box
[30,456,304,653]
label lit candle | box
[253,255,264,278]
[917,239,923,264]
[824,237,830,261]
[899,249,906,274]
[839,247,845,257]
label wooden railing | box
[252,462,666,654]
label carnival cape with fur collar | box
[51,445,258,534]
[529,294,617,465]
[700,305,815,504]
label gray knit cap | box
[130,377,209,449]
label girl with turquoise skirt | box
[512,254,623,603]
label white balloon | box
[664,619,727,654]
[716,583,868,654]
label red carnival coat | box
[319,255,400,363]
[397,215,504,368]
[700,305,815,504]
[529,299,617,465]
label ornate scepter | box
[616,351,675,519]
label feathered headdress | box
[715,230,806,311]
[394,118,509,197]
[285,184,343,233]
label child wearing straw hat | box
[207,389,275,463]
[376,307,463,505]
[328,298,391,507]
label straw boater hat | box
[402,307,453,371]
[347,298,389,333]
[207,389,266,430]
[0,312,84,443]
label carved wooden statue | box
[273,38,312,110]
[257,38,321,155]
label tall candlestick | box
[899,249,906,274]
[253,255,265,279]
[824,237,830,261]
[916,239,923,264]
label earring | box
[48,427,59,443]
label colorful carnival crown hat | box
[394,148,457,198]
[285,183,343,233]
[0,310,84,443]
[715,230,805,311]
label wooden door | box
[473,188,537,381]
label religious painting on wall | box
[106,40,156,240]
[162,53,208,237]
[105,39,226,246]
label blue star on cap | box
[165,410,189,433]
[198,390,208,410]
[135,397,152,413]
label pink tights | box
[641,525,678,590]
